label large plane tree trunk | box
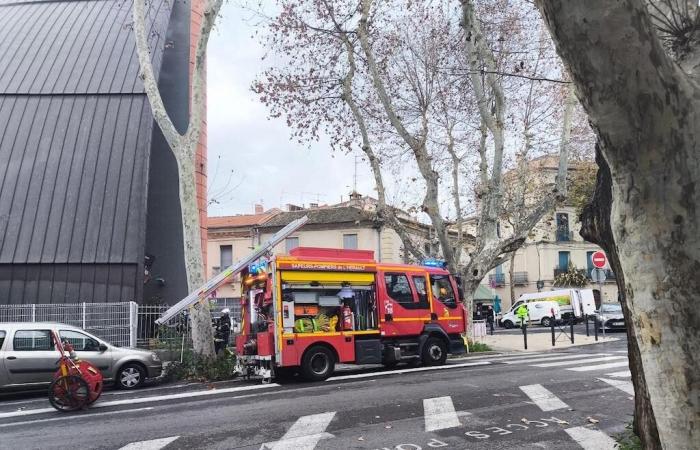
[579,145,661,449]
[536,1,699,447]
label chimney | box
[349,191,362,200]
[254,203,263,214]
[309,202,319,209]
[287,203,304,212]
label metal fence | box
[0,302,137,347]
[0,299,242,350]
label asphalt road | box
[0,337,632,450]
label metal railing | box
[555,230,575,242]
[553,268,587,278]
[488,273,505,287]
[0,302,137,347]
[512,272,528,285]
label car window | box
[601,304,622,313]
[385,273,416,305]
[13,329,54,351]
[59,330,100,351]
[511,301,523,312]
[412,276,430,309]
[430,275,457,309]
[0,330,5,350]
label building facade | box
[0,0,206,305]
[481,157,618,313]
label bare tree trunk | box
[537,1,699,447]
[580,145,661,449]
[133,0,223,357]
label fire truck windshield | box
[430,275,457,308]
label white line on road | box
[0,383,280,420]
[565,426,617,449]
[533,356,625,368]
[519,384,569,411]
[119,436,180,450]
[327,361,491,381]
[598,377,635,395]
[423,396,461,431]
[605,370,631,378]
[502,353,609,365]
[261,412,335,450]
[567,361,629,372]
[0,407,155,428]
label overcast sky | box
[205,3,375,217]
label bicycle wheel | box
[48,375,90,412]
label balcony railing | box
[586,268,617,282]
[554,268,587,278]
[488,273,506,287]
[556,230,575,242]
[512,272,528,285]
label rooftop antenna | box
[353,155,359,193]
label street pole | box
[551,314,555,347]
[585,314,589,336]
[570,317,574,344]
[522,321,528,350]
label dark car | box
[596,304,625,331]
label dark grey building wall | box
[0,0,188,304]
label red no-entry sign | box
[591,251,607,269]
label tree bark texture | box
[537,1,699,447]
[133,0,222,357]
[580,146,661,449]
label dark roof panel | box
[259,206,375,229]
[0,0,171,94]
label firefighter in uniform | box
[214,308,231,354]
[516,303,529,328]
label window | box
[558,251,570,271]
[59,330,100,352]
[430,275,457,308]
[0,330,5,350]
[13,330,53,351]
[412,276,429,307]
[220,245,233,268]
[384,273,414,305]
[343,234,358,250]
[556,213,570,241]
[587,251,595,275]
[285,237,299,253]
[424,243,431,255]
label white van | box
[509,289,596,323]
[500,300,561,328]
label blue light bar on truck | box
[422,258,447,269]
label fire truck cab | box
[235,247,467,381]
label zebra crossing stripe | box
[605,370,631,378]
[533,356,625,368]
[502,353,609,365]
[260,412,335,450]
[424,396,461,431]
[118,436,179,450]
[565,426,617,449]
[567,361,629,372]
[519,384,569,411]
[598,377,634,395]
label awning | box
[473,285,494,301]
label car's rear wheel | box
[116,363,145,389]
[541,317,553,327]
[502,320,514,329]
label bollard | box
[594,315,599,341]
[522,322,528,350]
[570,317,574,344]
[551,314,556,347]
[585,314,590,337]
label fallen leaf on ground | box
[587,417,600,424]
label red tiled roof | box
[207,209,279,229]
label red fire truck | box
[234,247,467,382]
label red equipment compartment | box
[257,331,274,356]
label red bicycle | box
[48,331,103,412]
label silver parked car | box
[0,322,162,391]
[596,303,626,331]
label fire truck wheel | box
[116,363,145,389]
[301,346,335,381]
[421,337,448,366]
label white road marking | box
[598,377,635,395]
[118,436,179,450]
[519,384,569,411]
[567,361,629,372]
[423,396,461,431]
[0,383,280,420]
[327,361,491,381]
[565,426,617,449]
[0,407,155,428]
[502,353,609,365]
[260,412,335,450]
[605,370,631,378]
[533,356,625,368]
[452,352,546,362]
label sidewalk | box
[476,331,619,352]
